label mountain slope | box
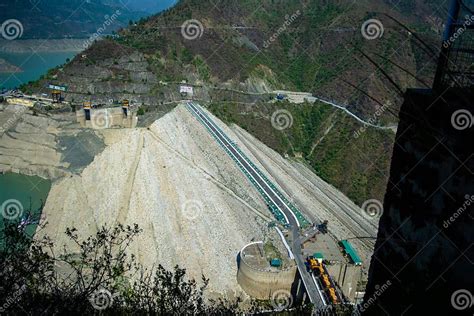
[208,101,396,206]
[23,0,448,206]
[116,0,446,122]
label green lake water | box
[0,173,52,243]
[0,51,78,89]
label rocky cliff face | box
[24,39,271,108]
[364,89,474,315]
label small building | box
[180,85,194,97]
[340,240,362,266]
[276,93,286,100]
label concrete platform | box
[302,232,345,263]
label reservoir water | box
[0,173,52,244]
[0,51,78,89]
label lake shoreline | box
[0,49,80,89]
[0,172,52,245]
[0,58,22,73]
[0,39,88,54]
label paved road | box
[186,102,327,308]
[274,90,397,131]
[291,226,328,308]
[187,101,303,227]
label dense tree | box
[0,222,241,314]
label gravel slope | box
[37,102,378,295]
[39,104,274,295]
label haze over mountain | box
[0,0,177,38]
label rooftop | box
[341,240,363,265]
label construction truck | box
[328,288,338,304]
[322,275,331,288]
[308,257,319,271]
[307,256,341,305]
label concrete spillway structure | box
[76,107,138,129]
[237,242,297,299]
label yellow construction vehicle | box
[322,274,331,288]
[318,264,325,274]
[328,288,338,304]
[308,257,319,271]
